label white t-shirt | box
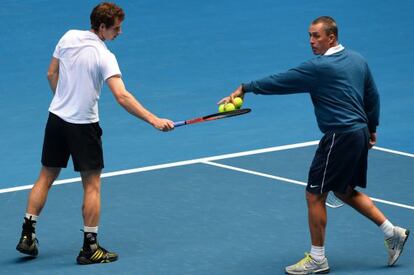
[49,30,121,123]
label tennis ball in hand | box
[233,97,243,109]
[218,104,225,113]
[224,103,236,111]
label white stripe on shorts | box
[320,133,336,193]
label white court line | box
[373,146,414,158]
[0,140,413,203]
[201,160,307,187]
[0,140,318,194]
[201,160,414,211]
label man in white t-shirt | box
[16,2,174,264]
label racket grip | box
[173,121,186,127]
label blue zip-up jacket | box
[242,48,380,134]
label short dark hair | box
[90,2,125,31]
[312,16,338,39]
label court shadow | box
[13,255,37,264]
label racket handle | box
[173,121,186,127]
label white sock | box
[84,226,98,234]
[380,219,395,239]
[310,245,325,262]
[25,213,38,222]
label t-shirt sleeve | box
[52,32,69,59]
[53,43,61,59]
[101,52,122,81]
[364,64,380,132]
[52,30,76,59]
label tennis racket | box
[173,108,251,127]
[326,192,344,208]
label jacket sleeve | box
[242,60,317,95]
[364,64,380,132]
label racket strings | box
[326,192,344,208]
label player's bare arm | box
[47,57,59,93]
[106,75,174,131]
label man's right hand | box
[152,118,175,132]
[369,132,377,149]
[217,85,245,106]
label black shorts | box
[41,112,104,172]
[307,127,369,194]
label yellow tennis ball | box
[233,97,243,109]
[218,104,225,113]
[224,103,236,111]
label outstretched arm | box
[106,75,174,131]
[218,60,316,105]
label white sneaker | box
[385,226,410,266]
[285,253,330,274]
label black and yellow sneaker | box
[17,217,38,257]
[16,234,39,256]
[76,245,118,264]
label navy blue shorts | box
[307,127,370,194]
[41,112,104,172]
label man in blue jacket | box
[220,16,409,274]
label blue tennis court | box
[1,0,413,274]
[1,142,413,274]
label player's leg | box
[16,166,61,256]
[75,169,118,264]
[81,169,101,227]
[307,191,328,246]
[16,113,68,257]
[334,187,385,225]
[285,134,333,274]
[333,124,409,266]
[68,120,117,264]
[335,187,410,266]
[285,191,330,274]
[27,166,61,215]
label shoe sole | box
[76,255,118,265]
[389,229,410,266]
[285,267,330,274]
[16,244,38,257]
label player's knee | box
[84,184,101,196]
[40,166,60,181]
[306,191,326,205]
